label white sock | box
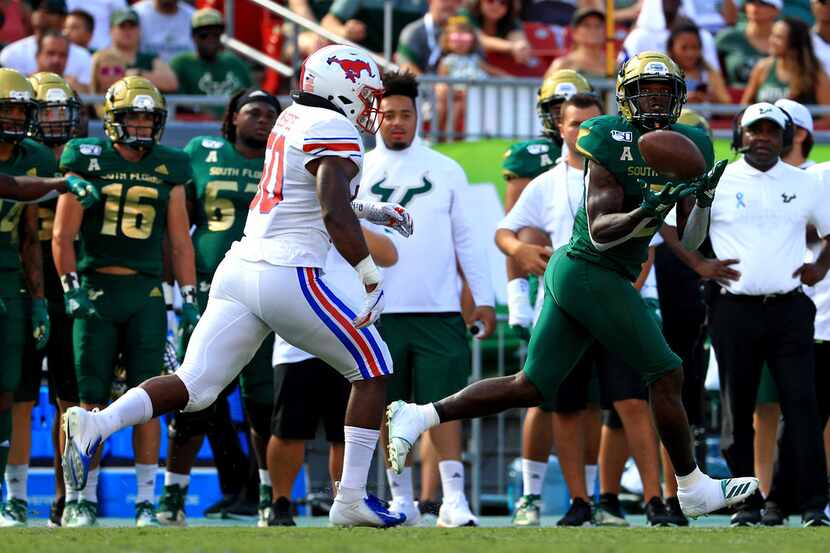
[66,488,80,502]
[416,404,441,428]
[675,466,705,491]
[95,387,153,439]
[522,458,548,496]
[386,467,414,502]
[338,426,379,502]
[5,464,28,501]
[81,468,100,503]
[259,469,272,487]
[439,460,465,503]
[585,464,598,496]
[135,464,157,504]
[164,471,190,489]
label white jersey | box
[806,162,830,341]
[358,137,495,312]
[235,102,364,269]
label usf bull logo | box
[327,56,374,83]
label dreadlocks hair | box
[221,89,248,144]
[381,70,419,103]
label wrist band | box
[354,255,380,285]
[181,285,197,304]
[351,200,368,219]
[61,272,80,292]
[162,282,175,310]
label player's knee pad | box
[168,406,215,443]
[180,382,220,413]
[243,397,272,439]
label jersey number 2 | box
[250,133,285,214]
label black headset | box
[731,105,795,152]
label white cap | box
[741,102,788,129]
[775,98,813,134]
[748,0,782,10]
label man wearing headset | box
[666,102,830,527]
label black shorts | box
[271,358,351,442]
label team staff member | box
[156,89,281,529]
[359,71,495,528]
[2,72,84,529]
[679,103,830,527]
[52,76,199,528]
[776,98,815,169]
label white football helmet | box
[299,44,384,133]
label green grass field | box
[433,139,830,201]
[6,525,830,553]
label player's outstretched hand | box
[351,200,414,238]
[692,159,727,208]
[354,281,385,329]
[66,175,100,208]
[64,288,100,319]
[31,297,50,350]
[638,179,696,217]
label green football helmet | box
[28,72,81,146]
[617,51,686,130]
[677,108,711,139]
[538,69,593,142]
[0,68,36,144]
[103,76,167,149]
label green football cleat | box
[135,501,162,527]
[157,484,188,527]
[512,494,541,527]
[257,485,273,528]
[0,498,28,527]
[64,500,98,527]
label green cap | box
[110,8,139,27]
[191,8,225,30]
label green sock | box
[0,409,11,493]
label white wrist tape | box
[181,285,197,304]
[61,271,80,292]
[354,255,380,286]
[351,200,370,219]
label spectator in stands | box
[668,23,731,103]
[462,0,531,65]
[741,17,830,105]
[170,9,252,98]
[101,8,177,92]
[516,0,607,26]
[321,0,427,55]
[66,0,125,51]
[35,30,70,76]
[287,0,333,57]
[776,97,816,169]
[682,0,729,34]
[716,0,777,88]
[620,0,721,71]
[812,0,830,76]
[0,0,92,90]
[132,0,195,62]
[396,0,461,75]
[63,9,95,51]
[546,7,607,78]
[0,0,33,46]
[89,48,126,116]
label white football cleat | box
[389,498,421,527]
[678,476,759,518]
[437,497,479,528]
[386,400,429,474]
[329,494,406,528]
[62,407,103,491]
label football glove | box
[31,297,50,350]
[179,285,201,345]
[507,278,533,341]
[66,175,100,209]
[691,159,727,208]
[351,200,414,238]
[352,256,385,329]
[638,179,697,218]
[64,287,99,319]
[162,336,180,374]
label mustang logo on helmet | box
[326,56,375,83]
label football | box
[638,129,707,180]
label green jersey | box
[0,139,57,273]
[502,138,560,181]
[170,52,253,97]
[60,138,192,277]
[571,115,714,281]
[184,136,263,276]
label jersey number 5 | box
[250,133,285,214]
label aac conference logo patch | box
[610,130,632,142]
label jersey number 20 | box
[250,133,285,214]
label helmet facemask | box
[538,97,566,143]
[33,99,80,146]
[0,100,34,143]
[107,107,166,151]
[622,76,685,131]
[355,84,384,134]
